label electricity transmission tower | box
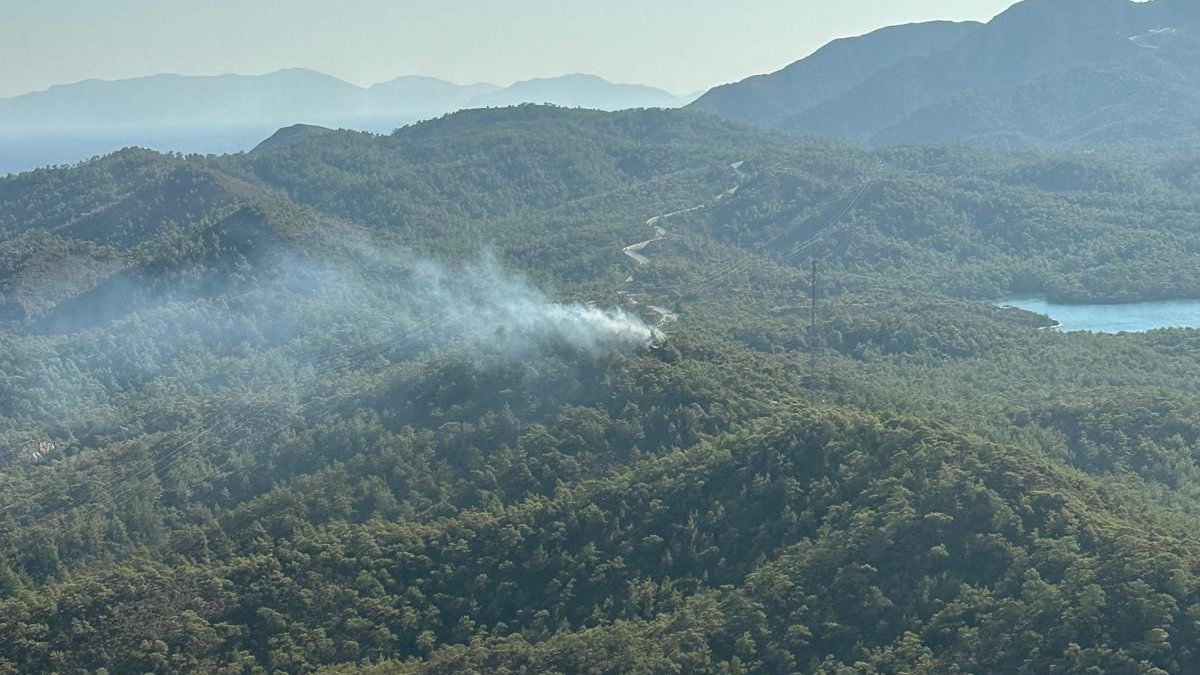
[809,258,819,404]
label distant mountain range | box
[690,0,1200,148]
[0,70,694,174]
[0,70,692,133]
[8,0,1200,175]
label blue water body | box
[0,114,417,175]
[999,298,1200,333]
[0,127,275,175]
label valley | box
[5,0,1200,672]
[3,104,1200,672]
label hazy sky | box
[1,0,1017,98]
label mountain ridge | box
[690,0,1200,148]
[689,20,983,128]
[0,69,691,130]
[0,70,694,174]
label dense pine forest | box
[5,105,1200,673]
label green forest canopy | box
[2,106,1200,673]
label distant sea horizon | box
[0,115,421,175]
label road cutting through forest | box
[618,161,746,325]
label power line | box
[810,258,819,405]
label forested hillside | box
[4,105,1200,672]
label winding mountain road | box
[617,161,747,325]
[622,161,746,266]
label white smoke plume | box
[0,234,666,474]
[405,257,663,357]
[266,228,665,361]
